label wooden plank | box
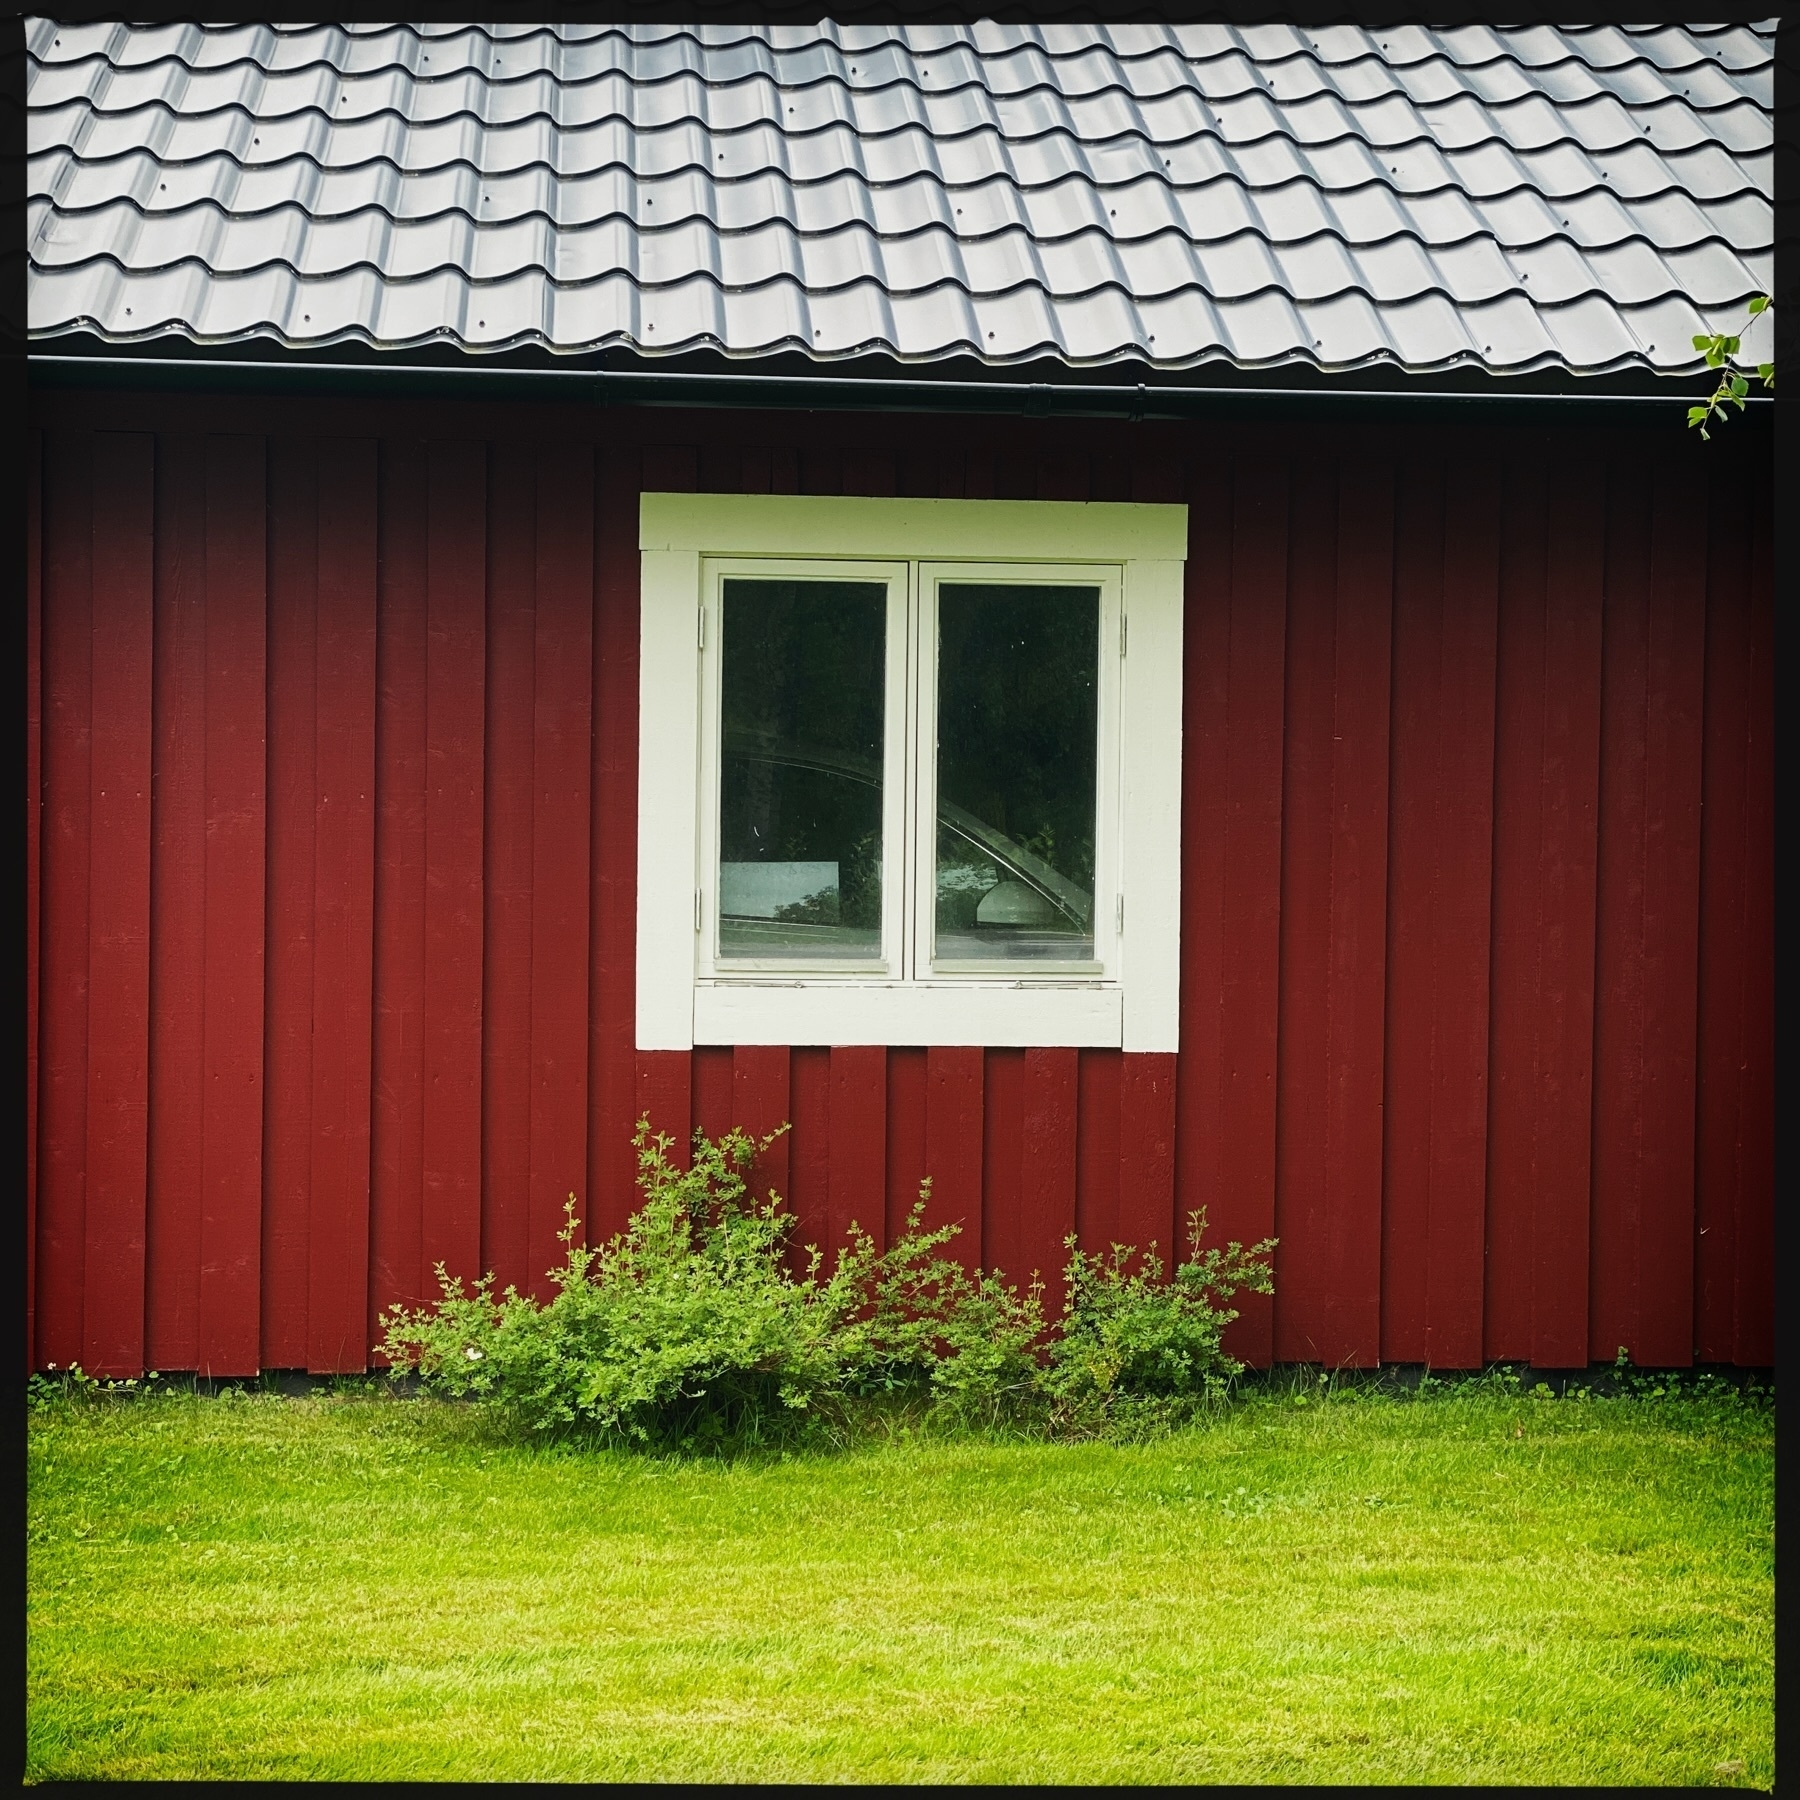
[925,1045,984,1273]
[1630,462,1706,1368]
[801,445,846,496]
[80,433,156,1377]
[306,440,378,1373]
[1272,460,1340,1362]
[528,445,595,1285]
[1036,452,1089,503]
[1379,462,1443,1364]
[1074,1048,1120,1255]
[1589,467,1652,1365]
[885,1047,928,1243]
[1529,471,1606,1367]
[634,1049,693,1173]
[1215,462,1288,1365]
[1691,471,1749,1364]
[1423,466,1499,1371]
[1483,466,1545,1362]
[419,441,486,1294]
[1118,1051,1176,1264]
[641,444,697,494]
[1733,477,1773,1367]
[740,446,773,495]
[733,1044,791,1205]
[994,446,1034,500]
[589,451,641,1243]
[981,1048,1025,1285]
[828,1045,886,1254]
[27,431,43,1367]
[1324,464,1395,1367]
[369,441,431,1331]
[480,442,537,1296]
[698,442,740,495]
[198,435,268,1377]
[260,437,318,1369]
[146,435,210,1371]
[843,450,897,498]
[1022,1047,1078,1312]
[788,1046,832,1261]
[692,1045,734,1148]
[36,431,93,1371]
[1174,467,1233,1347]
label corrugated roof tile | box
[26,17,1774,376]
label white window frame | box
[638,493,1186,1051]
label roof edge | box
[31,346,1774,433]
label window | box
[639,493,1187,1050]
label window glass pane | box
[934,583,1098,962]
[719,579,886,960]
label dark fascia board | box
[26,346,1769,431]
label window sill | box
[693,980,1124,1048]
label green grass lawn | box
[27,1378,1772,1785]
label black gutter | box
[28,351,1767,427]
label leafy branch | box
[1688,294,1772,441]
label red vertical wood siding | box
[38,432,96,1372]
[1380,464,1499,1368]
[306,444,378,1371]
[27,395,1774,1374]
[82,434,155,1377]
[1179,461,1288,1366]
[27,432,44,1369]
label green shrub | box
[1042,1217,1276,1433]
[379,1119,1275,1448]
[378,1120,1043,1445]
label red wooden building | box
[26,22,1774,1377]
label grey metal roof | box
[26,19,1775,379]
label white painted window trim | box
[637,493,1187,1052]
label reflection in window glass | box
[934,584,1098,962]
[719,579,886,960]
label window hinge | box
[698,606,706,650]
[1116,893,1125,934]
[1119,611,1128,657]
[695,888,702,932]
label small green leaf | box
[1748,294,1770,315]
[1725,335,1741,354]
[1730,375,1749,398]
[1757,364,1774,383]
[1687,406,1710,424]
[1692,334,1712,350]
